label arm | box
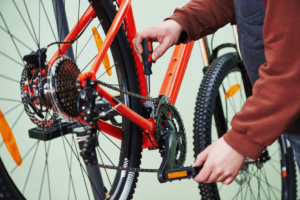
[133,0,235,61]
[193,0,300,185]
[223,0,300,160]
[167,0,236,43]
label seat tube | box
[198,37,210,67]
[52,0,75,60]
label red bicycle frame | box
[48,0,194,149]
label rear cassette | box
[48,56,80,120]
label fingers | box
[133,29,157,62]
[192,146,210,167]
[152,39,171,61]
[193,165,237,184]
[132,38,143,62]
[192,147,211,182]
[193,162,211,183]
[221,177,235,185]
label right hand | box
[133,20,183,62]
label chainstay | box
[96,80,158,172]
[97,80,157,102]
[92,163,158,173]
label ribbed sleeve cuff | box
[223,129,266,160]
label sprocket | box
[53,58,80,118]
[155,102,187,169]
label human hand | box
[192,137,246,185]
[132,20,183,62]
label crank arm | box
[157,120,178,183]
[164,165,203,182]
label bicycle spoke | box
[37,157,48,200]
[58,120,78,200]
[67,132,76,200]
[0,26,34,52]
[0,51,24,67]
[22,140,40,193]
[262,167,272,200]
[40,0,58,44]
[226,76,238,113]
[3,102,22,116]
[251,171,281,198]
[267,161,281,175]
[243,180,250,200]
[0,12,26,65]
[62,134,103,200]
[11,110,24,130]
[97,62,118,79]
[218,183,224,191]
[0,74,19,84]
[11,0,38,46]
[96,144,112,187]
[76,23,101,61]
[231,167,259,199]
[75,0,81,60]
[100,131,122,152]
[10,133,46,174]
[22,0,39,46]
[70,132,91,200]
[81,54,97,72]
[258,170,270,200]
[270,148,280,158]
[98,146,115,166]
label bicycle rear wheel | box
[193,53,297,200]
[0,0,143,199]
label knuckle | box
[215,169,223,176]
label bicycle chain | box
[97,80,157,103]
[82,80,158,173]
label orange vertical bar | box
[158,41,194,105]
[0,110,22,166]
[90,0,132,73]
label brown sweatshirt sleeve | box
[223,0,300,159]
[165,0,236,43]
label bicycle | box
[0,0,297,199]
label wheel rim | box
[211,66,285,200]
[0,1,136,199]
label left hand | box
[192,137,246,185]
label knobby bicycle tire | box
[193,52,297,200]
[0,0,144,199]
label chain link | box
[85,80,159,173]
[97,80,157,103]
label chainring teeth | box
[155,102,187,169]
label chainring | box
[155,102,187,169]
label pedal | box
[156,96,202,183]
[164,166,202,182]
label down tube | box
[158,41,194,105]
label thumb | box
[152,40,171,61]
[192,147,210,167]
